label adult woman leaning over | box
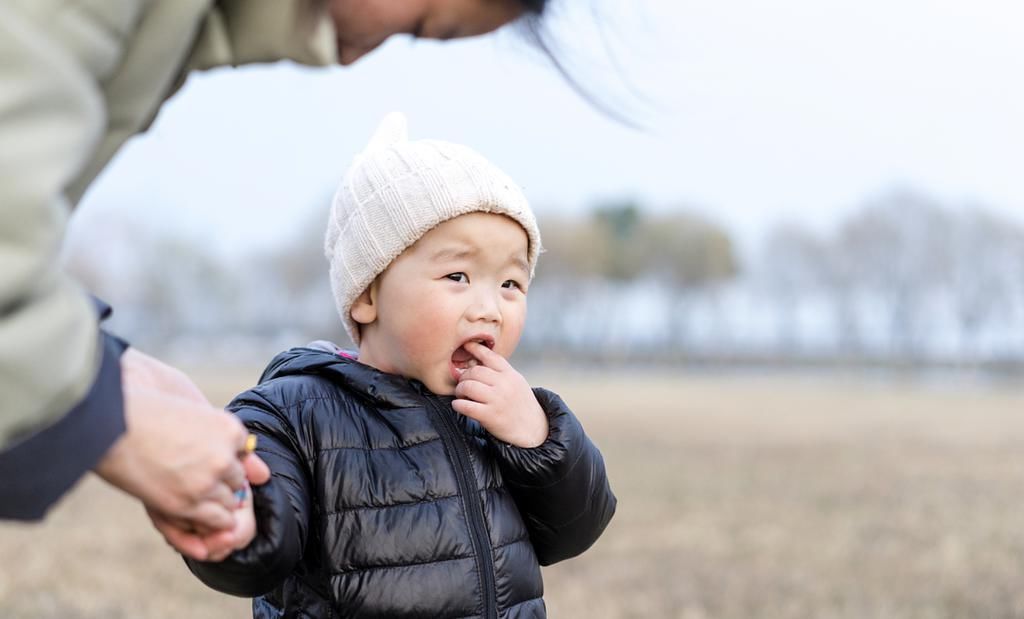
[0,0,558,563]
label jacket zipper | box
[425,396,498,619]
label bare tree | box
[756,224,829,353]
[948,207,1024,358]
[643,211,737,353]
[832,189,952,359]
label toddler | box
[186,113,616,618]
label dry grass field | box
[4,369,1024,618]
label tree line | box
[65,189,1024,367]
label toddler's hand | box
[148,482,257,562]
[452,341,548,448]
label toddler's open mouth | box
[450,337,495,377]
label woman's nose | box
[337,39,385,65]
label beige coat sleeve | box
[0,0,334,450]
[0,2,108,448]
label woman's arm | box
[490,388,617,566]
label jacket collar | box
[259,347,442,409]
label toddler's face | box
[352,212,530,395]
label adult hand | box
[146,479,259,562]
[452,342,549,448]
[93,348,270,558]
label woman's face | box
[328,0,526,65]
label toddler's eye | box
[502,279,523,291]
[446,273,468,283]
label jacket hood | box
[258,346,433,409]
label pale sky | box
[74,0,1024,257]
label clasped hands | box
[94,348,267,561]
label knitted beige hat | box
[325,112,542,344]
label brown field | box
[4,369,1024,618]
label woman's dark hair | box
[518,0,549,12]
[514,1,649,129]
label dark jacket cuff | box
[0,331,127,520]
[491,388,617,565]
[492,388,585,488]
[186,478,301,597]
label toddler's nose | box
[466,291,502,324]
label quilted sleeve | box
[185,387,312,596]
[490,388,617,565]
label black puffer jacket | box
[187,347,616,618]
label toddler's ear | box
[350,284,378,326]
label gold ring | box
[239,433,257,458]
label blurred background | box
[4,0,1024,617]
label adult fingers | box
[202,481,238,512]
[219,457,248,493]
[148,509,209,561]
[184,499,235,532]
[97,374,249,521]
[215,413,249,491]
